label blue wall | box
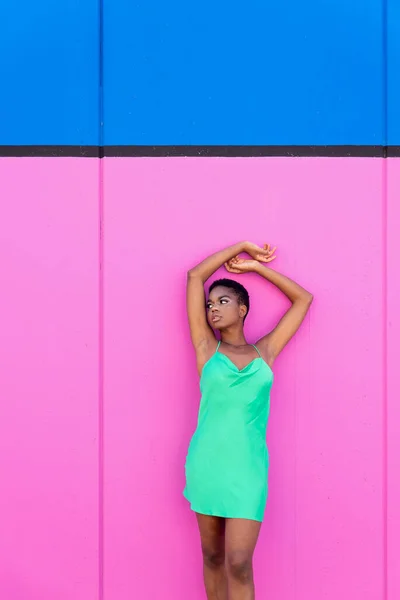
[388,0,400,144]
[102,0,385,145]
[0,1,99,145]
[0,0,398,146]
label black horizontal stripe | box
[0,145,100,158]
[0,145,399,158]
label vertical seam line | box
[98,0,105,597]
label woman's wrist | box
[228,242,248,259]
[254,262,271,276]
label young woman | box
[183,241,313,600]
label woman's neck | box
[220,328,247,347]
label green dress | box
[184,341,274,522]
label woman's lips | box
[211,315,221,323]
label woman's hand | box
[244,242,277,263]
[225,257,260,273]
[225,244,277,274]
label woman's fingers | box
[224,261,241,274]
[262,244,277,259]
[257,253,270,262]
[227,251,276,271]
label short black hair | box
[208,278,250,321]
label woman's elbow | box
[305,292,314,304]
[187,268,202,280]
[299,291,313,305]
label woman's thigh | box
[225,518,261,571]
[196,513,226,567]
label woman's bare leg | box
[196,513,228,600]
[225,518,262,600]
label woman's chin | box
[212,321,228,332]
[210,316,222,329]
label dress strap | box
[252,344,261,357]
[216,341,221,352]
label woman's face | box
[206,285,247,330]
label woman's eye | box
[221,299,228,304]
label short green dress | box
[184,341,274,522]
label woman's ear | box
[239,305,247,319]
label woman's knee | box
[227,550,253,584]
[202,545,225,570]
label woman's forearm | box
[255,263,313,304]
[188,242,247,283]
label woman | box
[184,240,313,600]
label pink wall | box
[0,156,399,599]
[387,159,400,600]
[0,159,100,600]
